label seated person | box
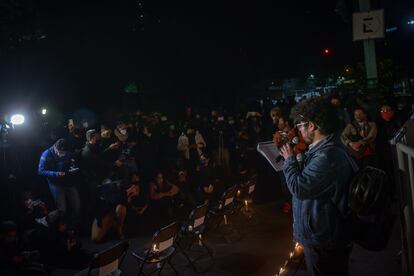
[28,210,91,269]
[0,220,41,275]
[91,178,132,242]
[128,173,148,216]
[195,154,222,204]
[17,192,48,231]
[123,173,150,236]
[148,171,180,220]
[175,170,197,208]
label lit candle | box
[198,234,203,246]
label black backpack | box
[334,147,396,251]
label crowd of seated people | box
[0,92,412,274]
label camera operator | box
[279,97,354,276]
[38,138,81,231]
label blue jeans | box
[48,184,81,228]
[304,245,352,276]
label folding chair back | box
[188,203,209,231]
[219,185,237,210]
[152,222,178,253]
[88,240,129,276]
[246,176,257,195]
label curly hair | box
[290,97,339,135]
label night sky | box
[0,0,413,112]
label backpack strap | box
[334,146,360,173]
[320,144,359,219]
[321,144,360,173]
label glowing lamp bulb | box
[11,114,25,125]
[42,109,47,115]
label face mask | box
[82,122,89,129]
[120,129,127,135]
[381,111,394,121]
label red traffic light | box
[322,48,331,56]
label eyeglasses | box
[296,122,309,129]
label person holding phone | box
[38,138,81,231]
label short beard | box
[304,129,315,144]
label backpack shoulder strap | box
[320,144,359,219]
[322,144,360,173]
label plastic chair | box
[132,222,180,276]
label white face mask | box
[120,129,127,135]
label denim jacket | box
[283,134,354,249]
[38,147,73,187]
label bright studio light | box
[42,108,47,115]
[11,114,25,125]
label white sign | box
[193,216,205,228]
[224,197,234,206]
[248,184,256,194]
[158,237,174,252]
[353,9,384,41]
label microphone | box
[275,136,299,162]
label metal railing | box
[392,117,414,276]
